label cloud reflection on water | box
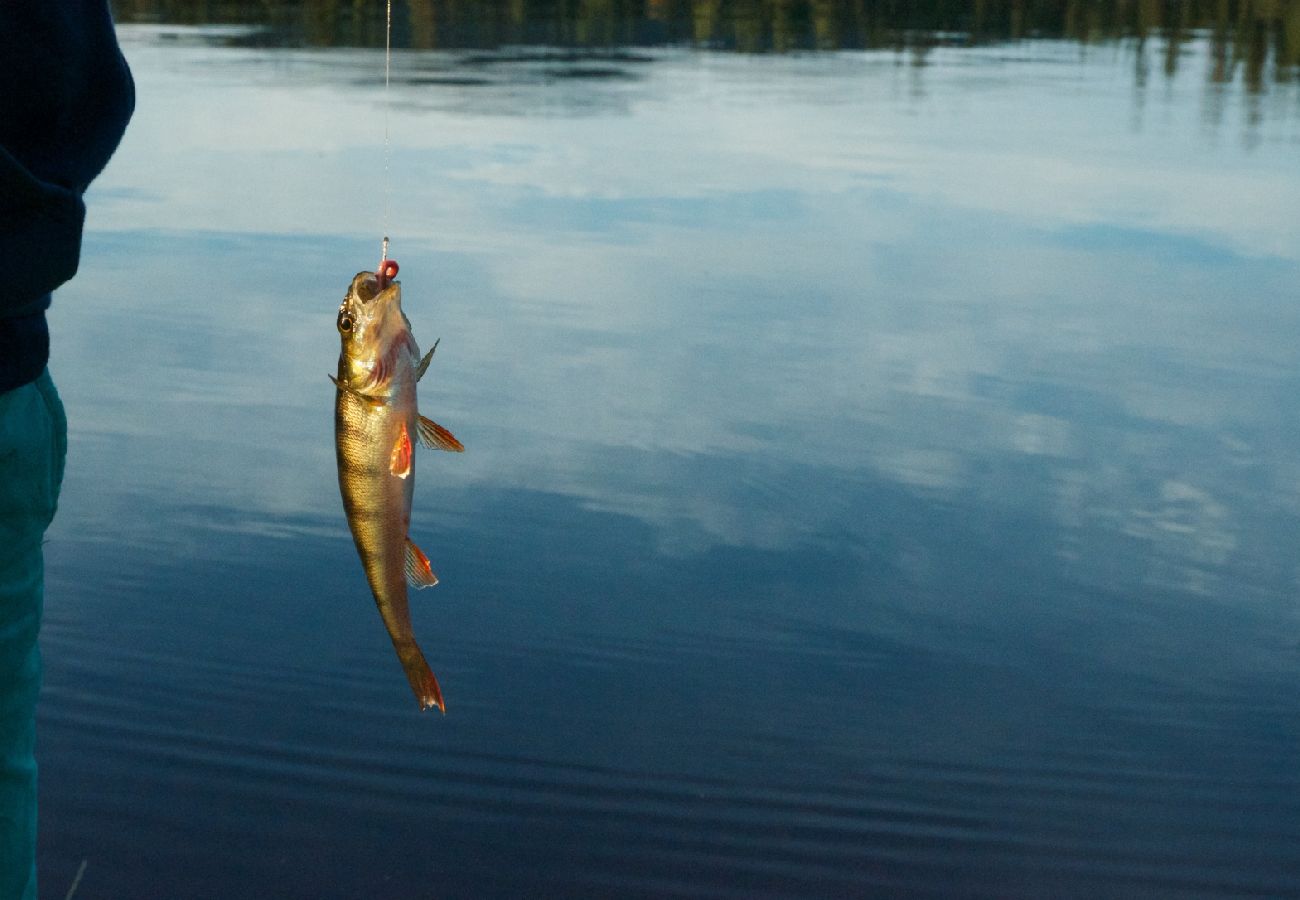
[63,25,1300,594]
[32,19,1300,895]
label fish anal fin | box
[390,422,413,479]
[417,415,464,452]
[405,538,439,589]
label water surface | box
[35,3,1300,897]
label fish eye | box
[338,312,354,333]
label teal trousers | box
[0,371,66,900]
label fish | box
[331,266,463,712]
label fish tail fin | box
[395,639,445,713]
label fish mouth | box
[349,271,400,308]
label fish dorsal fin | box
[417,415,464,452]
[390,422,413,479]
[416,338,439,382]
[405,538,439,589]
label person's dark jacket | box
[0,0,134,392]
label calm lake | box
[37,1,1300,896]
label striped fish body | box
[333,270,461,712]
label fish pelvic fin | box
[390,422,413,479]
[329,374,388,406]
[404,537,439,589]
[417,415,464,452]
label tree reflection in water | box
[110,0,1300,76]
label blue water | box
[35,11,1300,898]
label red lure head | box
[377,258,399,290]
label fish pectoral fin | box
[390,422,413,479]
[405,538,440,589]
[415,338,439,382]
[417,415,464,452]
[330,374,387,406]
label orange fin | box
[417,415,464,452]
[404,538,439,589]
[395,640,445,713]
[390,422,413,478]
[424,674,446,713]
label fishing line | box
[380,0,393,266]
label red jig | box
[377,258,399,290]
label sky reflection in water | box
[34,16,1300,898]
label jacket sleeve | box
[0,0,133,318]
[0,147,86,317]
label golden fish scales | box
[332,264,463,711]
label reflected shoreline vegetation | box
[110,0,1300,140]
[112,0,1300,75]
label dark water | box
[36,3,1300,897]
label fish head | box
[337,270,409,365]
